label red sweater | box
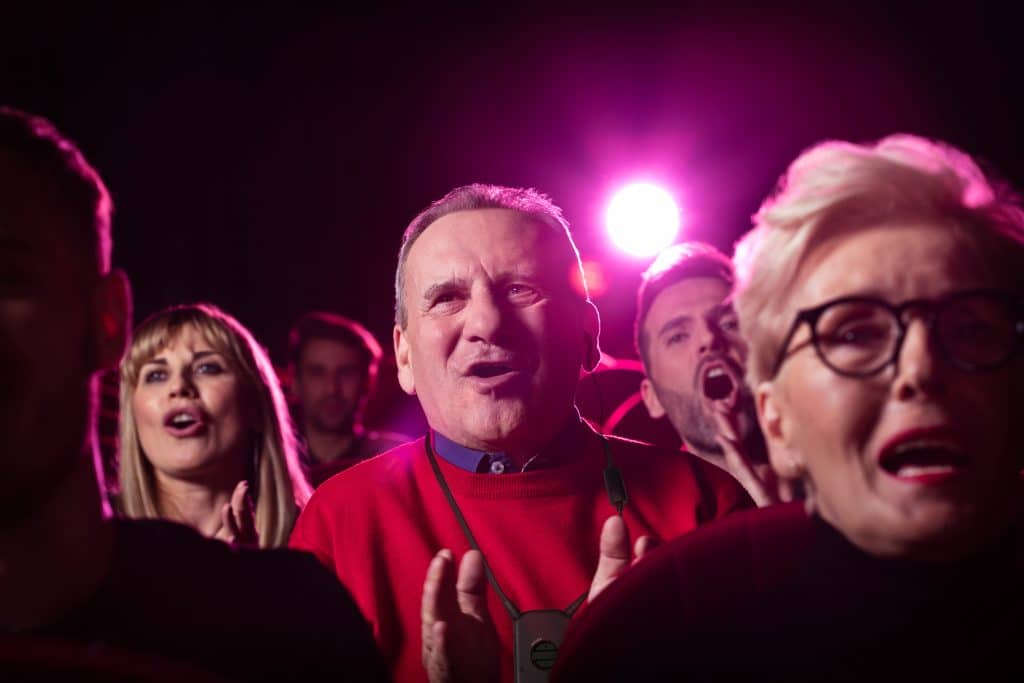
[290,428,750,682]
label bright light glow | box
[571,259,608,298]
[605,183,681,258]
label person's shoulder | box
[232,545,369,623]
[589,503,811,612]
[101,520,388,680]
[602,434,748,499]
[601,432,701,469]
[554,504,812,681]
[114,517,228,565]
[598,432,688,464]
[658,502,812,563]
[313,435,423,498]
[112,517,342,596]
[363,429,413,452]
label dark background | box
[3,2,1022,433]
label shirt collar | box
[431,412,587,474]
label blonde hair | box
[734,134,1024,387]
[118,303,311,547]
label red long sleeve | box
[291,429,749,682]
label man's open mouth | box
[468,362,517,378]
[702,364,735,401]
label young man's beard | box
[657,382,765,463]
[306,396,360,436]
[309,410,356,435]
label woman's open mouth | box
[878,431,970,484]
[163,408,207,437]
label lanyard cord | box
[424,433,626,620]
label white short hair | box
[734,134,1024,386]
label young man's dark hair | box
[287,311,382,385]
[634,242,734,370]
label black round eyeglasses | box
[770,289,1024,378]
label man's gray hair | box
[394,183,588,328]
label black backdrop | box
[4,3,1022,434]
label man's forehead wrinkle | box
[414,253,541,290]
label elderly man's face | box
[395,209,597,453]
[0,150,117,524]
[640,277,756,454]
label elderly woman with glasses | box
[552,135,1024,679]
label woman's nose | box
[169,373,197,399]
[892,317,946,400]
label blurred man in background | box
[288,311,408,487]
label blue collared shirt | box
[431,415,587,474]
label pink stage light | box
[605,183,681,258]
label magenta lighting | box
[605,182,681,258]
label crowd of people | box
[2,105,1022,681]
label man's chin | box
[446,403,540,447]
[310,414,355,434]
[678,429,724,456]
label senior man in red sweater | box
[290,184,751,683]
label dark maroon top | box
[554,502,1023,680]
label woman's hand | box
[215,480,259,547]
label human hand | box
[215,480,258,547]
[702,367,792,507]
[587,515,658,602]
[421,549,500,683]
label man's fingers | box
[421,548,456,659]
[716,431,778,507]
[778,477,798,503]
[633,534,659,562]
[422,549,456,622]
[598,514,630,560]
[588,515,631,602]
[454,550,490,623]
[424,620,451,683]
[428,553,501,683]
[709,409,780,508]
[708,406,742,448]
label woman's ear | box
[756,380,805,480]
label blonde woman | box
[119,303,310,547]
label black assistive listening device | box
[426,434,628,682]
